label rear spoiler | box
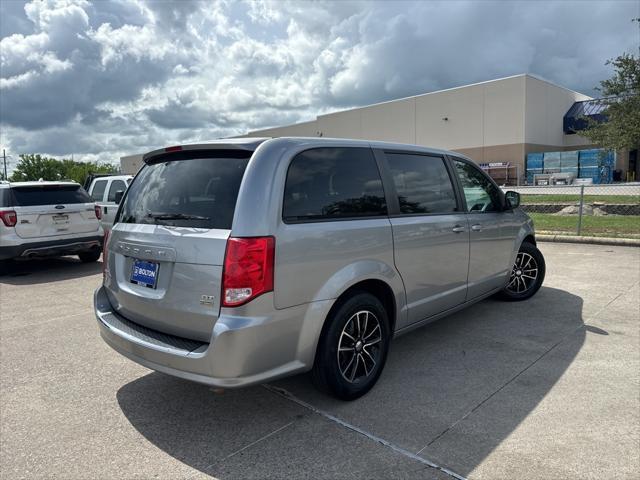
[143,138,269,165]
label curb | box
[537,234,640,247]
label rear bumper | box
[94,286,333,388]
[0,235,103,260]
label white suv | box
[0,181,103,273]
[87,175,132,231]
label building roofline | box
[320,74,528,115]
[244,73,592,135]
[523,73,592,99]
[320,74,591,115]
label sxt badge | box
[200,295,215,306]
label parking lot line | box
[185,421,296,478]
[262,384,468,480]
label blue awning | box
[563,99,608,133]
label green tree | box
[582,26,640,151]
[9,154,65,182]
[9,154,118,184]
[58,158,118,184]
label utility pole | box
[2,149,6,181]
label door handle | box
[471,224,482,232]
[452,225,466,233]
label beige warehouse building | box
[121,74,637,180]
[242,74,606,182]
[120,153,144,175]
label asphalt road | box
[1,243,639,479]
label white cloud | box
[0,0,638,165]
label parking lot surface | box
[1,243,639,479]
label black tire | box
[312,291,391,400]
[497,242,545,301]
[78,250,101,263]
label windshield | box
[11,185,91,206]
[118,154,250,229]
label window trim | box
[374,149,463,218]
[446,155,507,214]
[281,146,389,225]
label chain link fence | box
[505,184,640,238]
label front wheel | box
[497,242,545,301]
[312,292,391,400]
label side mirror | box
[114,190,124,204]
[505,191,520,209]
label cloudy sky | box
[0,0,638,168]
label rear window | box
[11,185,92,206]
[283,147,387,222]
[118,154,250,229]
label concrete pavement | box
[1,244,638,479]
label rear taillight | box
[0,210,17,227]
[222,236,275,307]
[94,205,102,220]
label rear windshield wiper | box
[146,212,211,221]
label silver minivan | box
[94,138,545,400]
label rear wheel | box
[312,292,391,400]
[497,242,545,301]
[78,250,101,263]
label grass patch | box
[530,213,640,238]
[522,194,640,205]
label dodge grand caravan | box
[94,137,545,400]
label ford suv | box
[94,138,545,400]
[1,181,103,273]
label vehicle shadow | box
[0,256,103,285]
[116,286,585,478]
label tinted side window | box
[453,159,502,212]
[91,180,107,201]
[386,153,457,214]
[107,180,126,202]
[283,147,387,222]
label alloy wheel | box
[507,252,538,294]
[337,310,382,383]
